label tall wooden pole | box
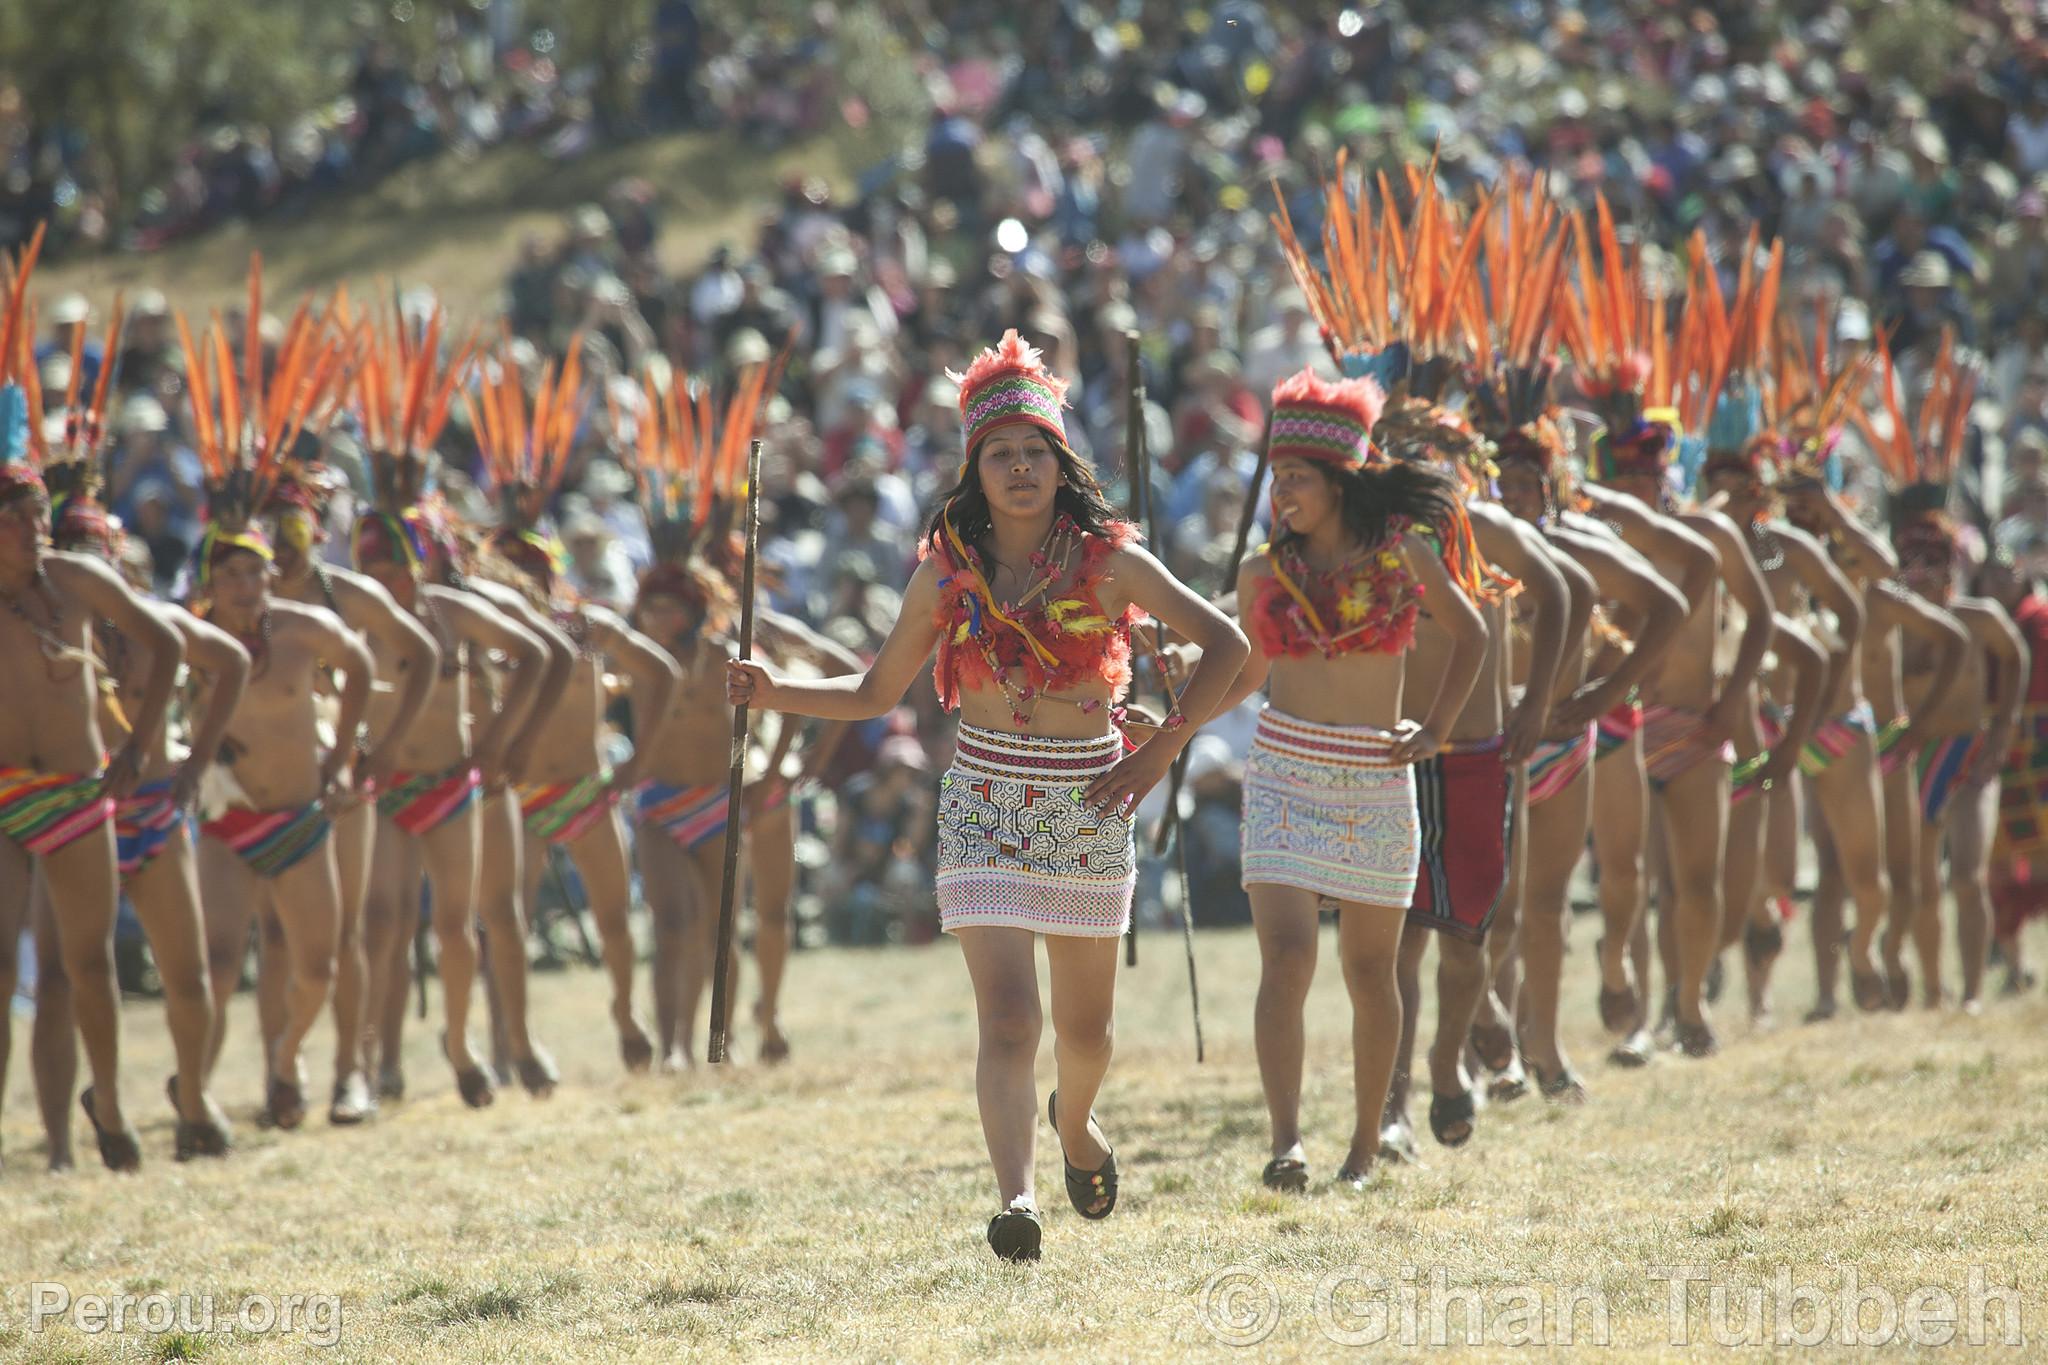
[707,438,763,1064]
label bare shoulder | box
[270,596,348,636]
[42,549,126,597]
[326,565,400,612]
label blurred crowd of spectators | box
[34,0,2048,940]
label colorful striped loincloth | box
[0,766,113,857]
[1875,714,1914,776]
[1642,703,1736,791]
[636,781,729,852]
[1594,701,1643,760]
[377,765,482,837]
[1798,699,1877,777]
[1240,707,1419,909]
[517,769,617,846]
[1528,724,1596,804]
[115,777,187,878]
[1408,734,1514,942]
[935,723,1134,938]
[200,802,331,878]
[1915,733,1984,825]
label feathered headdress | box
[1869,326,1976,560]
[344,290,474,574]
[1558,200,1683,485]
[1765,301,1873,492]
[1270,148,1490,401]
[0,223,48,506]
[1465,175,1574,464]
[625,345,785,621]
[179,255,349,586]
[466,329,585,596]
[949,329,1071,471]
[1686,229,1784,485]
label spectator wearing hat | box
[1874,207,1979,300]
[1888,249,1977,353]
[1987,192,2048,329]
[108,393,203,541]
[1244,288,1335,396]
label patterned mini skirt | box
[1241,707,1420,908]
[934,723,1136,938]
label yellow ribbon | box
[1264,544,1391,653]
[943,511,1061,670]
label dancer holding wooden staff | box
[728,330,1247,1261]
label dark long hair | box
[1270,458,1466,558]
[922,432,1123,556]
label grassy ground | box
[34,125,875,320]
[3,909,2046,1362]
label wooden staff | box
[1123,333,1145,970]
[1126,330,1205,1061]
[707,438,763,1064]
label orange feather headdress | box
[1866,326,1976,556]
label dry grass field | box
[3,912,2046,1362]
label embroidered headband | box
[951,329,1070,470]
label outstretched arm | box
[166,607,251,810]
[728,559,944,721]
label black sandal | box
[986,1200,1043,1262]
[1334,1164,1373,1190]
[1428,1090,1477,1147]
[1526,1059,1588,1104]
[1378,1114,1422,1165]
[516,1049,560,1099]
[1261,1156,1309,1192]
[1047,1090,1118,1219]
[1673,1017,1718,1059]
[78,1088,142,1173]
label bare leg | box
[0,840,25,1167]
[1878,763,1921,1007]
[266,842,343,1125]
[124,827,224,1129]
[474,792,546,1084]
[328,800,376,1106]
[255,909,288,1072]
[40,823,130,1147]
[1914,816,1948,1009]
[1948,776,1999,1010]
[748,799,797,1060]
[29,876,76,1169]
[1250,888,1320,1168]
[637,821,693,1065]
[1591,740,1648,1017]
[1518,759,1593,1089]
[359,815,417,1091]
[1808,803,1845,1018]
[1656,757,1731,1051]
[955,925,1042,1208]
[421,804,486,1091]
[565,808,653,1069]
[677,838,735,1063]
[1335,897,1409,1178]
[1043,932,1120,1210]
[1381,925,1426,1135]
[197,833,260,1082]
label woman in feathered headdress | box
[1180,362,1490,1186]
[1868,326,2028,1011]
[727,328,1248,1261]
[461,334,685,1083]
[0,226,193,1171]
[339,295,554,1113]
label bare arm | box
[1471,505,1570,761]
[728,560,945,721]
[54,554,185,798]
[331,568,441,774]
[468,581,577,778]
[434,589,548,783]
[293,604,376,799]
[589,607,682,791]
[1200,556,1276,722]
[166,607,250,809]
[1682,510,1777,737]
[755,610,866,788]
[1080,542,1250,812]
[1788,484,1898,580]
[1397,529,1490,759]
[1961,599,2028,783]
[1757,615,1827,789]
[1548,529,1689,727]
[1780,524,1867,705]
[1874,581,1969,725]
